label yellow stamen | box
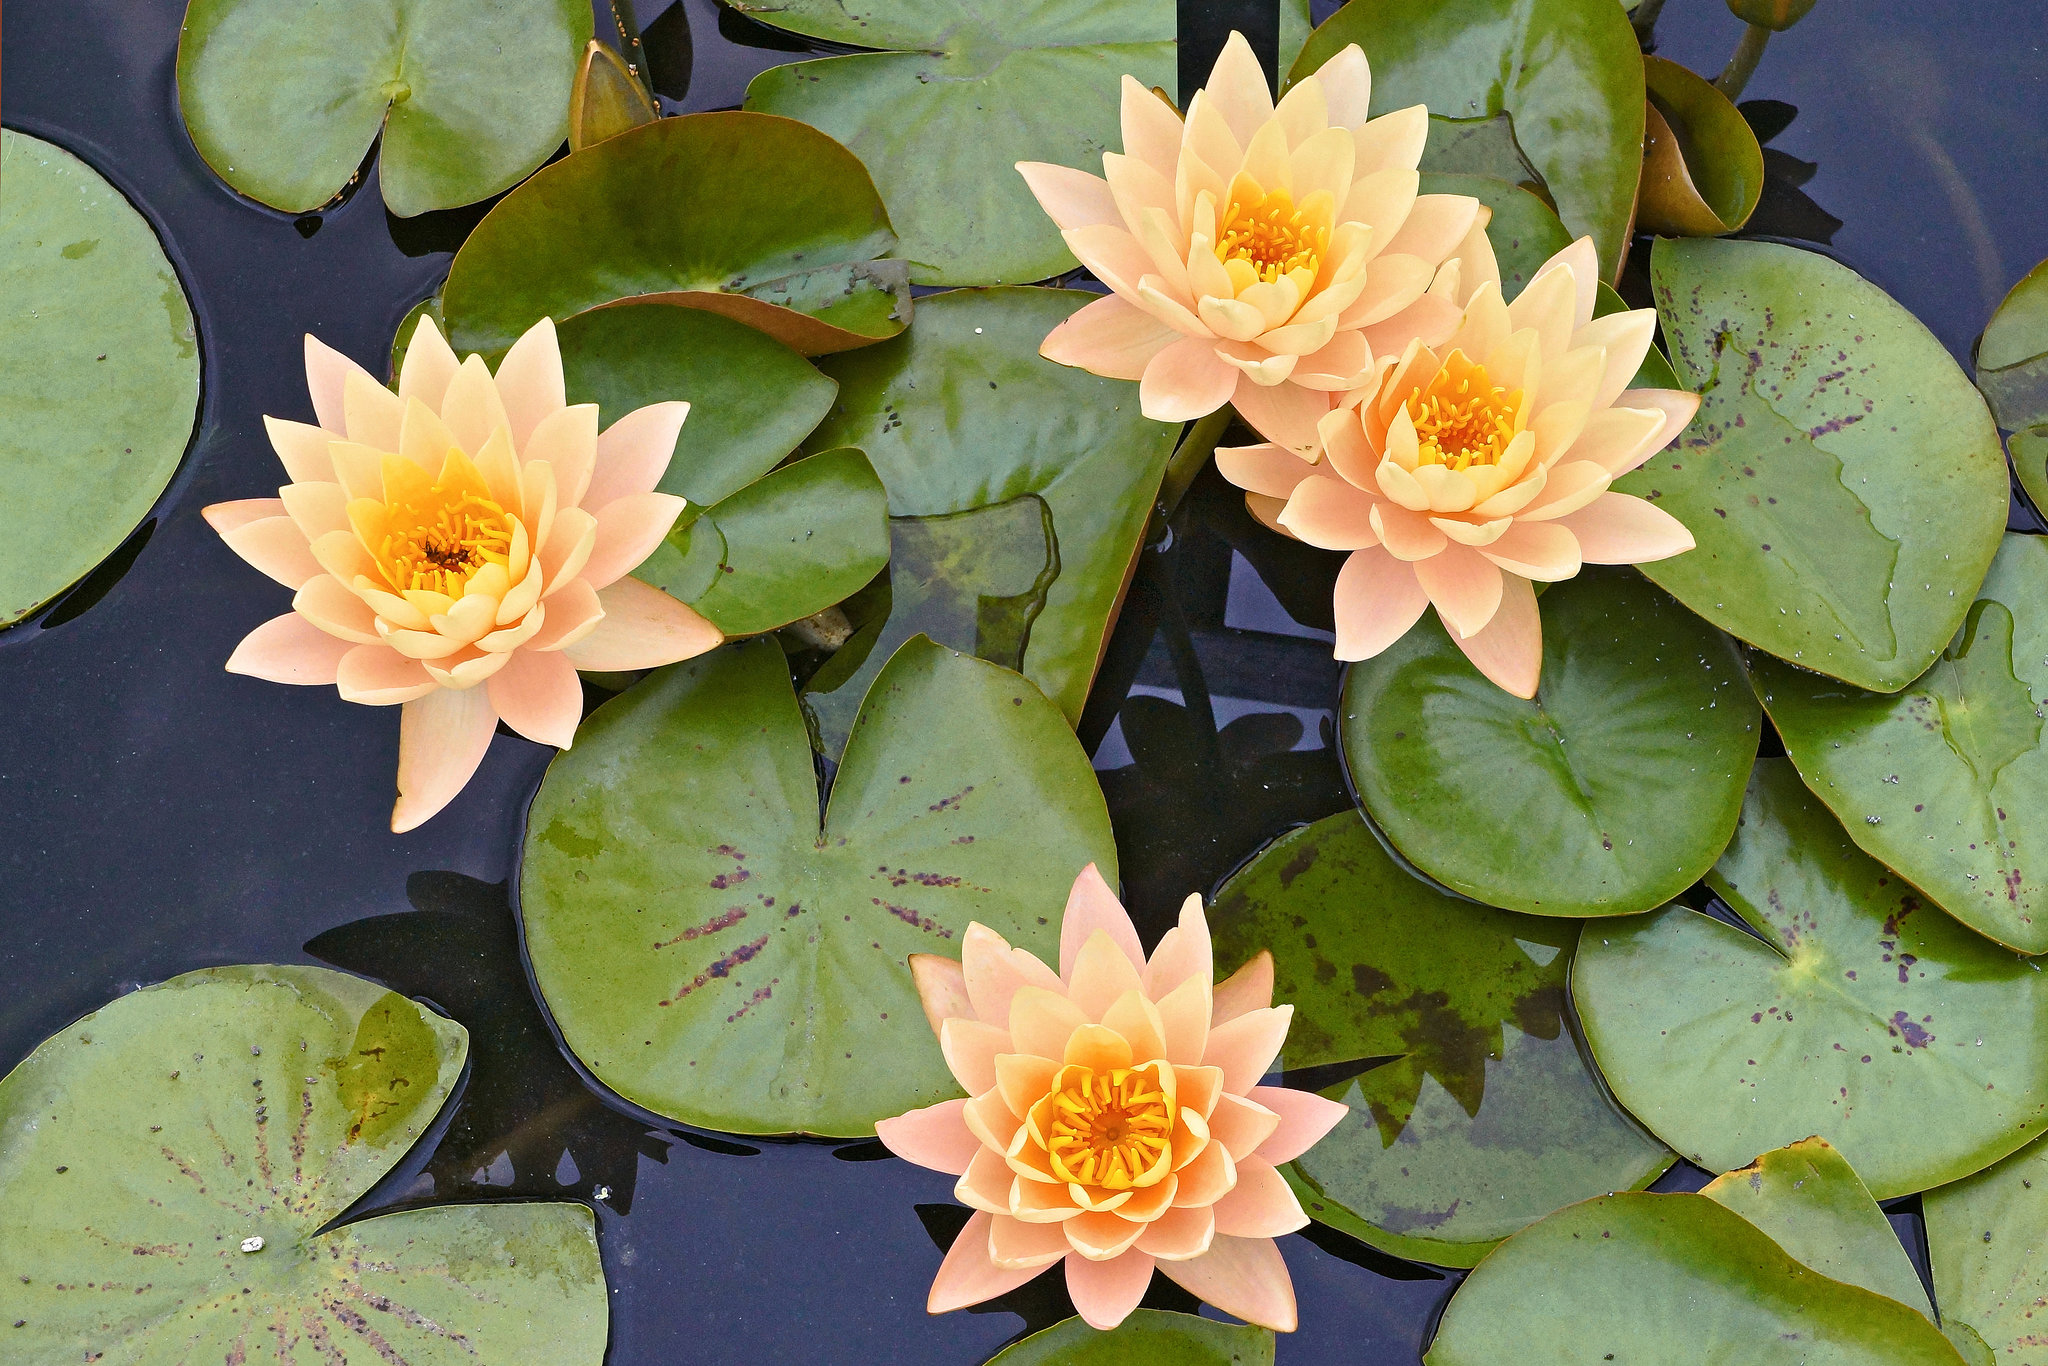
[370,449,513,597]
[1216,186,1327,285]
[1407,351,1525,470]
[1043,1064,1176,1190]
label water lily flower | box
[204,316,721,832]
[1016,31,1494,449]
[876,865,1348,1332]
[1215,238,1702,698]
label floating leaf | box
[1974,257,2048,432]
[1208,812,1671,1268]
[1291,0,1645,280]
[1616,237,2007,692]
[1420,172,1572,301]
[988,1310,1275,1365]
[569,39,658,152]
[176,0,591,216]
[1426,1192,1966,1364]
[1574,760,2048,1198]
[0,965,607,1362]
[1925,1132,2048,1362]
[1341,569,1759,918]
[519,636,1116,1136]
[1753,532,2048,953]
[0,131,199,628]
[739,0,1173,286]
[1638,55,1765,236]
[801,287,1177,733]
[442,113,910,357]
[2010,426,2048,519]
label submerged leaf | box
[1639,55,1765,236]
[1975,257,2048,432]
[569,39,658,152]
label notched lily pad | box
[988,1309,1275,1364]
[1638,55,1765,237]
[519,635,1116,1136]
[1975,257,2048,433]
[1209,812,1672,1268]
[1926,1130,2048,1361]
[0,965,607,1363]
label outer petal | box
[912,952,974,1034]
[492,316,568,448]
[304,333,379,434]
[224,613,353,685]
[1212,1159,1309,1237]
[1059,864,1144,979]
[583,492,687,590]
[1277,477,1381,551]
[962,923,1063,1026]
[1063,1250,1155,1331]
[1016,161,1120,232]
[1556,492,1696,564]
[213,511,323,589]
[1143,893,1214,1000]
[1140,337,1239,422]
[1213,951,1274,1026]
[485,647,583,749]
[264,417,339,483]
[390,683,500,833]
[1120,74,1185,177]
[526,578,605,652]
[335,644,437,705]
[1231,377,1335,457]
[560,578,722,670]
[1332,546,1429,662]
[1248,1086,1350,1164]
[1204,31,1276,147]
[929,1212,1046,1313]
[1618,387,1702,455]
[1203,1006,1293,1094]
[1041,293,1182,382]
[1159,1235,1299,1331]
[396,315,460,412]
[587,401,690,510]
[1415,547,1506,638]
[876,1099,980,1177]
[1451,572,1542,698]
[989,1213,1071,1270]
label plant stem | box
[1715,24,1772,100]
[1630,0,1668,44]
[1158,406,1234,522]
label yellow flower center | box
[1217,187,1327,285]
[369,450,513,597]
[1043,1063,1176,1190]
[1407,351,1526,471]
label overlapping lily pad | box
[988,1310,1275,1364]
[1,131,199,628]
[1639,55,1765,237]
[1753,533,2048,953]
[0,965,607,1362]
[442,113,910,358]
[519,635,1116,1136]
[176,0,591,216]
[1341,568,1759,918]
[740,0,1174,286]
[1291,0,1646,280]
[1925,1132,2048,1362]
[1614,237,2008,692]
[1209,812,1672,1268]
[1574,760,2048,1197]
[1975,257,2048,431]
[800,287,1178,733]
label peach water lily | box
[1015,32,1496,448]
[205,316,721,832]
[876,865,1347,1332]
[1215,238,1702,698]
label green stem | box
[1158,406,1234,521]
[1715,24,1772,100]
[1630,0,1668,43]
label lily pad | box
[1291,0,1645,281]
[176,0,591,216]
[1573,760,2048,1198]
[1420,172,1572,302]
[1925,1131,2048,1361]
[739,0,1174,286]
[442,113,910,358]
[1425,1192,1967,1365]
[519,635,1116,1136]
[1,131,199,629]
[801,287,1178,729]
[1753,532,2048,953]
[988,1310,1275,1364]
[2010,426,2048,520]
[569,39,657,153]
[1639,55,1764,237]
[1208,812,1673,1268]
[0,965,607,1362]
[635,447,891,636]
[1340,568,1760,918]
[1975,257,2048,433]
[1613,237,2007,692]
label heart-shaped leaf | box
[1,131,199,628]
[1208,812,1672,1268]
[1753,532,2048,953]
[1291,0,1646,281]
[0,965,607,1362]
[1975,257,2048,432]
[1573,760,2048,1198]
[1614,237,2007,692]
[176,0,591,216]
[442,113,910,358]
[1639,55,1765,236]
[1925,1131,2048,1362]
[988,1310,1275,1364]
[519,635,1116,1136]
[1341,568,1760,918]
[739,0,1174,286]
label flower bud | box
[1726,0,1818,31]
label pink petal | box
[1063,1250,1155,1331]
[527,577,605,652]
[1015,161,1120,232]
[1231,377,1336,457]
[1059,864,1145,980]
[203,497,286,535]
[962,924,1061,1026]
[941,1018,1010,1094]
[1158,1235,1298,1331]
[396,314,460,411]
[1140,336,1239,422]
[1153,974,1211,1067]
[912,952,973,1033]
[588,402,689,510]
[1415,546,1506,638]
[1040,293,1182,382]
[525,404,601,511]
[1068,931,1146,1020]
[1143,893,1214,1000]
[1208,1093,1283,1161]
[304,333,379,433]
[1536,237,1602,327]
[342,369,405,452]
[560,578,722,671]
[1362,293,1461,355]
[391,685,500,833]
[264,417,338,483]
[1619,387,1703,455]
[213,510,323,589]
[492,316,567,449]
[989,1213,1070,1270]
[875,1098,979,1176]
[1136,1204,1217,1260]
[336,644,437,705]
[1009,986,1088,1062]
[292,575,379,643]
[225,613,354,685]
[1332,547,1429,662]
[1213,951,1274,1026]
[1215,443,1314,500]
[485,648,582,748]
[1203,1006,1293,1094]
[1479,520,1582,582]
[1277,476,1381,551]
[1212,1159,1308,1237]
[1382,195,1481,266]
[1120,75,1184,177]
[582,492,687,590]
[1249,1085,1349,1164]
[929,1212,1047,1313]
[1203,31,1276,147]
[1451,573,1542,698]
[1556,493,1696,564]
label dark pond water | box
[3,0,2044,1361]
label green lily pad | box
[739,0,1174,286]
[1208,812,1672,1269]
[2011,426,2048,519]
[635,447,890,636]
[1425,1192,1967,1365]
[1420,172,1572,302]
[1573,760,2048,1198]
[1638,55,1765,237]
[1613,237,2007,693]
[988,1310,1275,1365]
[1340,568,1760,918]
[1753,532,2048,953]
[176,0,591,217]
[1422,115,1548,197]
[519,635,1116,1136]
[1975,258,2048,433]
[801,287,1177,730]
[802,495,1057,758]
[1291,0,1645,281]
[1925,1131,2048,1361]
[442,113,910,358]
[1,131,199,628]
[0,965,607,1362]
